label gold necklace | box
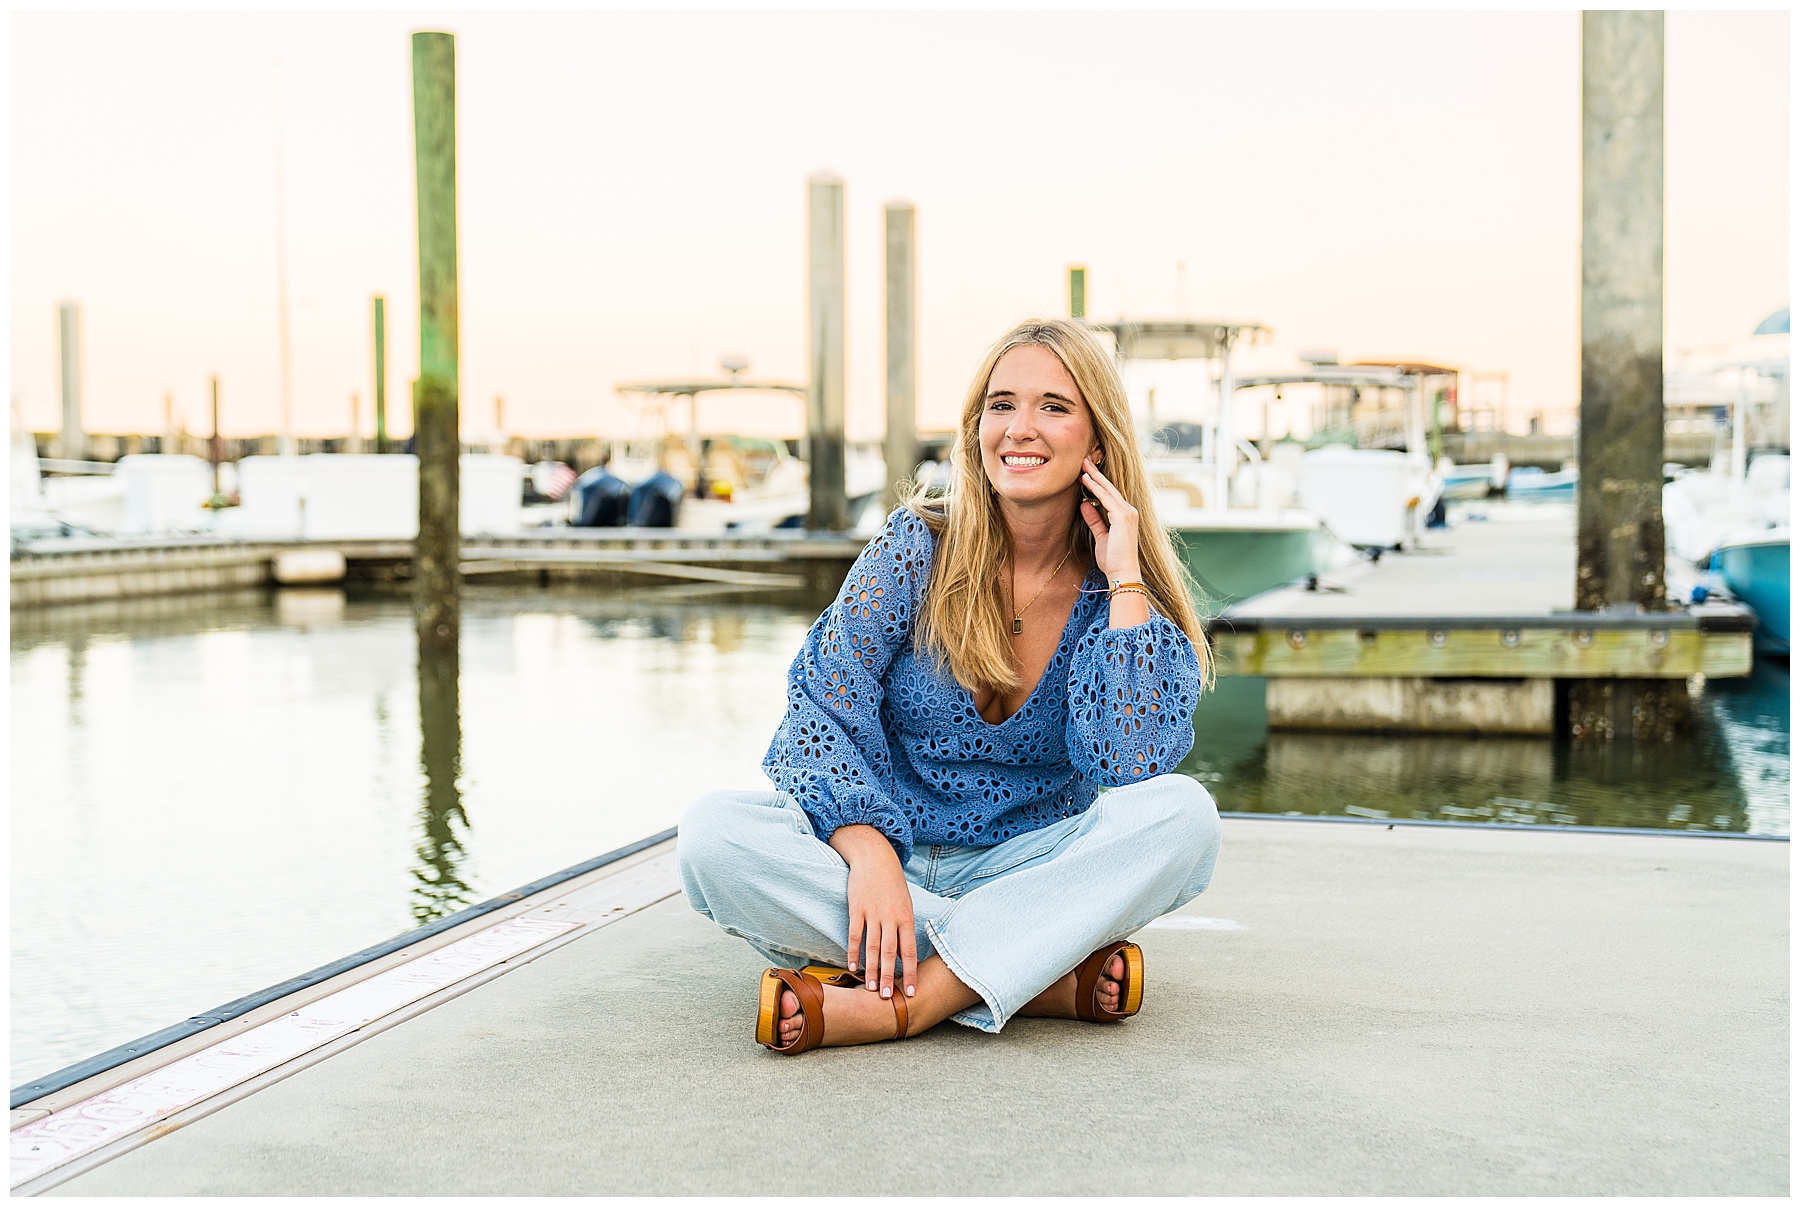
[1010,540,1074,635]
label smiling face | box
[977,344,1102,508]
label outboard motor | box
[627,469,685,528]
[570,465,631,527]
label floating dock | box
[9,530,868,607]
[1210,507,1755,734]
[10,817,1787,1196]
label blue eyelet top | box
[762,507,1202,863]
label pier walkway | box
[16,817,1787,1196]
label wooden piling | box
[209,376,223,502]
[412,31,460,647]
[806,173,848,531]
[883,202,917,509]
[374,296,389,454]
[1571,10,1685,740]
[56,303,81,462]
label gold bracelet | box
[1110,586,1150,602]
[1109,580,1147,596]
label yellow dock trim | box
[1214,626,1752,679]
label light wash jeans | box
[677,774,1222,1032]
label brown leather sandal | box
[755,965,910,1053]
[1073,941,1145,1022]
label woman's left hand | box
[1079,456,1141,583]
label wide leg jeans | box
[678,774,1222,1032]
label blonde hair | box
[905,317,1212,695]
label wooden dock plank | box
[1215,626,1752,679]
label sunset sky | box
[9,8,1789,443]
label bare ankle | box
[1019,971,1078,1018]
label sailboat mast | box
[274,67,295,457]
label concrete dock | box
[16,818,1787,1196]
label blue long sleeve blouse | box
[762,507,1202,863]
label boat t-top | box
[611,360,886,532]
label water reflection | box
[1707,659,1791,836]
[65,632,87,731]
[1182,671,1784,834]
[275,587,348,627]
[412,627,474,923]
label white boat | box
[1664,454,1790,567]
[1095,320,1351,604]
[609,367,895,535]
[1663,313,1789,569]
[1299,445,1439,552]
[219,453,526,540]
[1440,454,1509,501]
[10,403,70,541]
[1226,363,1445,553]
[11,405,221,540]
[663,437,888,534]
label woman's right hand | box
[827,824,917,1000]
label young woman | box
[679,317,1222,1052]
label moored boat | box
[1716,529,1790,655]
[1440,454,1509,501]
[1082,319,1348,605]
[1159,506,1344,609]
[1507,464,1578,501]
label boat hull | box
[1718,533,1790,655]
[1166,519,1336,610]
[1506,468,1577,502]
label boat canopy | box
[1347,361,1460,378]
[1097,319,1267,361]
[1233,368,1415,391]
[614,379,805,398]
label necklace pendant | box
[1012,617,1023,635]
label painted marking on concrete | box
[9,914,577,1188]
[1144,915,1246,931]
[527,852,680,926]
[10,849,684,1201]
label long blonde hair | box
[905,317,1212,695]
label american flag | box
[530,461,579,501]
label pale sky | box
[9,8,1790,442]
